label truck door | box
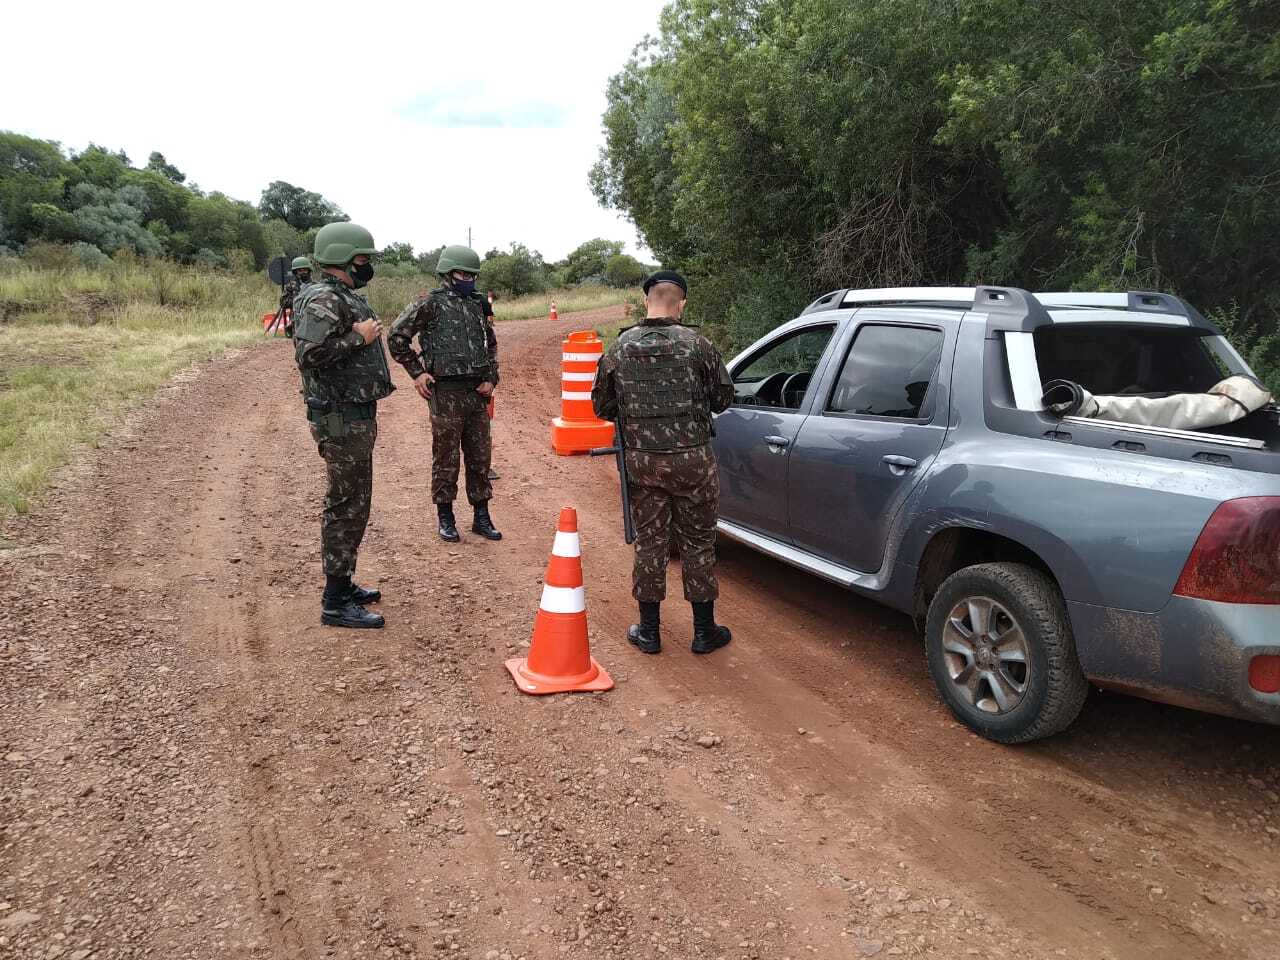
[787,320,952,572]
[714,324,837,541]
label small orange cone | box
[549,300,559,321]
[506,507,613,695]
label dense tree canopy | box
[592,0,1280,379]
[0,133,350,270]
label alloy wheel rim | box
[942,596,1030,716]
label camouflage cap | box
[643,269,688,296]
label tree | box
[379,241,416,264]
[263,218,309,260]
[145,151,185,184]
[259,180,348,230]
[604,253,648,288]
[594,0,1280,355]
[562,238,624,284]
[0,132,76,245]
[481,243,549,296]
[187,193,268,267]
[71,144,130,189]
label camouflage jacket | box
[388,286,499,384]
[592,317,734,453]
[280,274,308,311]
[293,275,394,405]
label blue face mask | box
[452,277,476,296]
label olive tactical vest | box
[425,289,491,379]
[616,326,710,452]
[294,280,394,405]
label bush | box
[193,247,227,269]
[71,242,111,269]
[481,242,549,296]
[21,240,78,271]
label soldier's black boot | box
[321,575,385,629]
[627,601,662,654]
[348,582,381,605]
[438,503,461,542]
[471,502,503,541]
[691,601,731,655]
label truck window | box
[1033,326,1225,396]
[827,325,943,418]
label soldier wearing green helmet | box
[388,243,502,543]
[293,221,394,628]
[279,256,314,336]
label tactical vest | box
[426,289,491,379]
[616,327,710,452]
[294,281,394,406]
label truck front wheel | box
[925,562,1088,743]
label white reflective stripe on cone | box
[563,352,602,362]
[540,585,586,613]
[552,531,581,558]
[561,371,596,382]
[561,391,593,401]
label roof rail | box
[839,286,976,307]
[800,289,849,315]
[1034,290,1213,329]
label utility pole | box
[467,226,472,248]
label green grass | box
[0,260,270,516]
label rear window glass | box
[1034,326,1224,395]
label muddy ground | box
[2,307,1278,960]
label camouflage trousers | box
[627,445,720,603]
[428,382,493,505]
[310,418,377,577]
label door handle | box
[883,455,918,475]
[763,435,790,449]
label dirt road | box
[3,307,1279,960]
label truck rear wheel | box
[925,562,1087,743]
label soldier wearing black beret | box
[591,270,735,655]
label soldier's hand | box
[414,372,435,400]
[353,319,380,345]
[476,381,495,397]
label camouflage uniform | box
[388,287,499,505]
[592,317,734,602]
[280,274,306,313]
[294,274,394,576]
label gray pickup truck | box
[713,287,1280,742]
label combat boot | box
[438,503,461,542]
[691,601,731,655]
[347,581,381,605]
[472,502,503,541]
[627,601,662,654]
[321,576,384,629]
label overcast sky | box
[4,0,668,261]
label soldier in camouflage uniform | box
[592,270,735,655]
[293,223,394,629]
[280,256,312,337]
[388,244,502,544]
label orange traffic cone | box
[549,300,559,321]
[505,507,613,695]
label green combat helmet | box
[436,244,482,275]
[313,222,377,266]
[291,256,312,272]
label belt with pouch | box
[305,399,376,424]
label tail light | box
[1250,656,1280,694]
[1173,497,1280,605]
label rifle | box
[589,424,636,545]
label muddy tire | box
[925,562,1088,744]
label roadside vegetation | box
[0,131,645,518]
[593,0,1280,392]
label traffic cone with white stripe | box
[549,300,558,321]
[505,507,613,695]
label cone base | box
[505,656,614,695]
[551,417,616,456]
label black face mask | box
[349,261,374,288]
